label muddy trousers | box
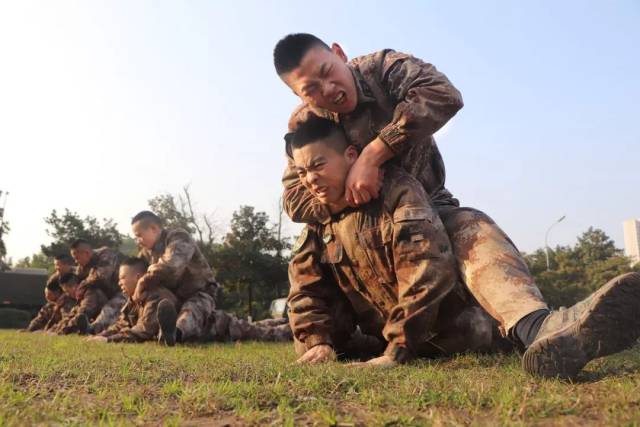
[437,206,548,336]
[208,311,292,342]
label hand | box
[345,157,383,206]
[296,344,337,365]
[86,335,108,343]
[349,355,397,368]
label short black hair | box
[59,272,79,286]
[131,210,162,227]
[53,254,74,265]
[120,256,148,274]
[274,33,330,75]
[70,239,91,250]
[286,115,349,157]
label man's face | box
[70,248,92,267]
[54,259,72,275]
[45,288,60,303]
[132,222,161,250]
[118,265,141,297]
[60,283,77,299]
[281,44,358,115]
[292,138,357,205]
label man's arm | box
[287,226,337,351]
[106,299,162,343]
[381,173,458,362]
[26,303,54,332]
[77,250,119,298]
[375,50,464,155]
[134,231,195,301]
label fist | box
[296,344,337,365]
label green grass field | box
[0,331,639,426]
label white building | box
[623,219,640,266]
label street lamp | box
[544,215,566,271]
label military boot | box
[76,314,90,335]
[523,272,640,380]
[157,299,178,347]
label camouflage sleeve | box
[57,288,108,334]
[381,172,458,362]
[26,302,55,331]
[45,297,76,331]
[107,300,160,343]
[100,311,131,338]
[282,157,332,224]
[79,250,118,293]
[377,51,464,155]
[136,231,195,296]
[287,226,337,350]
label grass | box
[0,331,639,426]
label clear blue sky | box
[1,1,639,260]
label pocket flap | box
[320,240,343,264]
[393,206,429,223]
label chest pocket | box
[357,221,395,285]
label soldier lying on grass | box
[286,115,640,380]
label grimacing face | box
[292,138,358,205]
[60,282,77,298]
[54,259,73,275]
[281,44,358,115]
[132,221,161,250]
[118,265,141,297]
[70,247,92,267]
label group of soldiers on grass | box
[24,33,640,381]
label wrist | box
[361,138,394,167]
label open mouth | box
[333,91,346,105]
[313,186,329,197]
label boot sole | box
[523,272,640,380]
[157,299,178,347]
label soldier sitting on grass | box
[55,239,122,335]
[88,257,179,343]
[286,115,640,380]
[24,254,76,332]
[130,210,292,345]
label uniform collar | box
[349,65,376,106]
[151,229,168,256]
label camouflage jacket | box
[101,288,178,343]
[287,168,458,362]
[282,49,463,224]
[137,228,218,301]
[76,247,121,299]
[26,301,56,332]
[43,294,77,331]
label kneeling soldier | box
[287,117,640,379]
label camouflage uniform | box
[288,168,512,361]
[90,292,127,334]
[137,228,218,341]
[56,247,121,334]
[26,272,67,332]
[282,49,547,336]
[26,302,56,332]
[43,294,77,332]
[100,289,179,343]
[207,310,292,342]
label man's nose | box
[321,81,335,98]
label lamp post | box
[544,215,566,271]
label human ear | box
[331,43,348,63]
[345,145,358,165]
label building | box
[623,219,640,266]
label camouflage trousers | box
[26,302,56,332]
[437,206,548,335]
[90,292,127,334]
[175,290,217,341]
[55,287,109,334]
[207,311,292,342]
[293,286,513,359]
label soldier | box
[45,272,79,332]
[89,257,178,343]
[55,239,121,334]
[286,116,640,379]
[24,254,75,332]
[131,210,292,345]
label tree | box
[524,227,638,308]
[0,220,9,271]
[211,206,290,320]
[40,209,123,257]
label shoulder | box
[381,166,428,213]
[165,228,193,242]
[350,49,414,75]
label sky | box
[1,1,639,261]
